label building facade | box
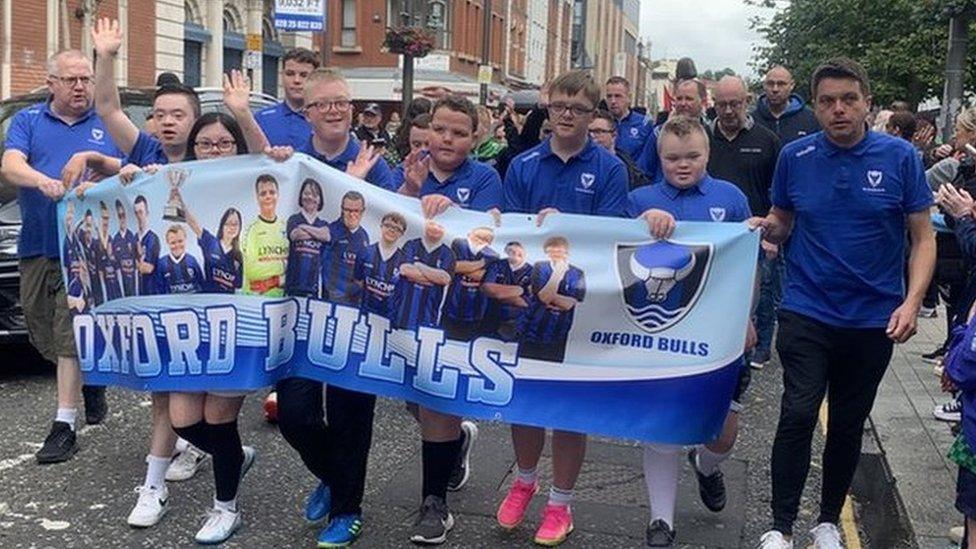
[571,0,640,89]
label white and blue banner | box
[273,0,325,31]
[58,154,759,444]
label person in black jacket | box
[589,109,649,190]
[751,65,820,145]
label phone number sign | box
[274,0,325,31]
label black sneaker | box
[688,449,726,512]
[83,385,108,425]
[36,421,78,464]
[409,495,454,545]
[922,346,946,365]
[447,421,478,492]
[645,518,676,547]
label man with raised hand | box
[753,58,935,549]
[0,48,121,462]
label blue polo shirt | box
[615,110,651,159]
[503,138,628,217]
[420,158,502,211]
[123,131,169,167]
[772,130,934,328]
[626,174,751,223]
[4,102,122,258]
[300,135,395,192]
[256,101,313,149]
[635,125,663,184]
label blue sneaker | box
[317,514,363,547]
[305,482,332,522]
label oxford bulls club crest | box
[616,240,713,332]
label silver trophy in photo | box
[163,168,190,222]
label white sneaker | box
[949,525,964,545]
[166,444,209,482]
[757,530,793,549]
[934,399,963,422]
[194,507,242,544]
[810,522,844,549]
[126,484,169,528]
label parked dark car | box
[0,87,277,344]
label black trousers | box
[770,311,893,535]
[276,377,376,516]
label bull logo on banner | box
[616,240,712,332]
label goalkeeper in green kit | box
[243,174,289,297]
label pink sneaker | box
[496,479,538,529]
[534,503,574,546]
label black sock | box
[208,420,245,504]
[172,420,213,455]
[422,437,463,501]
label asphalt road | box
[0,343,831,548]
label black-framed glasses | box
[50,75,93,86]
[381,222,405,233]
[549,103,596,117]
[194,139,237,152]
[305,99,352,113]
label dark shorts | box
[958,465,976,519]
[443,317,483,342]
[731,358,752,412]
[20,257,76,362]
[519,338,567,363]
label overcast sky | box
[639,0,768,79]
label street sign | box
[273,0,325,31]
[478,64,493,85]
[246,33,263,52]
[244,50,262,70]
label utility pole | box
[320,0,330,67]
[940,12,968,142]
[479,0,492,105]
[400,1,417,117]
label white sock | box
[214,498,237,513]
[516,467,538,485]
[174,437,190,456]
[144,455,171,489]
[55,408,77,431]
[643,443,681,527]
[695,446,731,476]
[548,486,573,507]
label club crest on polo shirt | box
[578,172,595,193]
[709,207,726,222]
[630,127,640,138]
[457,188,470,204]
[863,170,886,193]
[89,127,105,145]
[615,240,712,332]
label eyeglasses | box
[305,99,352,113]
[342,206,364,214]
[549,103,596,117]
[714,100,745,111]
[194,139,237,152]
[381,222,405,233]
[588,128,614,136]
[50,75,93,86]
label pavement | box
[0,324,922,549]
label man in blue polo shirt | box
[627,115,755,547]
[752,58,936,549]
[255,48,318,149]
[297,68,395,191]
[605,76,650,159]
[0,49,122,463]
[498,70,628,547]
[635,78,709,185]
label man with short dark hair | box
[604,76,650,158]
[0,48,120,463]
[255,47,319,148]
[753,57,936,549]
[752,65,820,145]
[589,110,649,190]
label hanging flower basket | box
[384,26,436,58]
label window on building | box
[385,1,450,50]
[341,0,357,47]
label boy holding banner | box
[398,95,502,545]
[498,70,628,547]
[626,115,755,547]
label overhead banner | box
[58,154,758,444]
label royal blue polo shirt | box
[771,130,934,328]
[420,158,502,212]
[503,138,628,217]
[4,102,122,259]
[123,131,169,167]
[626,174,751,223]
[615,110,651,159]
[300,135,395,192]
[256,101,313,149]
[635,125,664,184]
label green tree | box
[748,0,976,108]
